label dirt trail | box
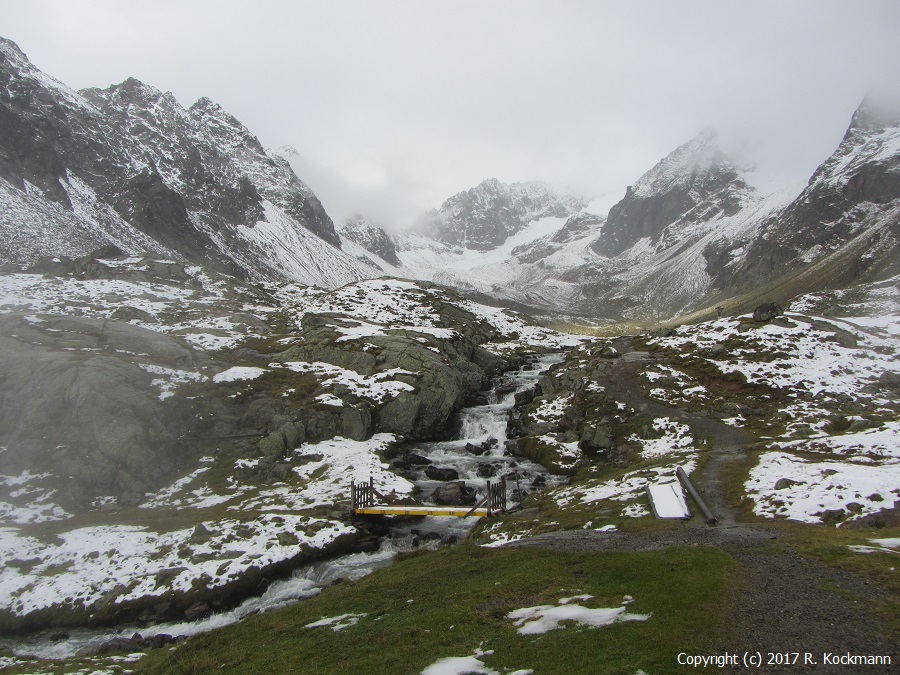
[603,336,750,527]
[506,336,899,672]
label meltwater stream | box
[7,352,565,660]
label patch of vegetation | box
[136,544,735,675]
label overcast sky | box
[2,0,899,226]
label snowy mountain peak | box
[339,215,400,266]
[847,93,900,135]
[629,127,737,199]
[190,96,266,156]
[592,129,756,258]
[415,178,585,251]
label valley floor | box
[1,277,897,674]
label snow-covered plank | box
[646,481,691,519]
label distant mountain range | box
[346,103,900,322]
[2,36,898,321]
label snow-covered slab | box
[278,361,414,404]
[290,435,413,506]
[633,418,696,459]
[212,366,268,383]
[646,482,691,519]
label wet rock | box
[183,602,212,621]
[190,523,213,543]
[155,567,187,588]
[277,531,299,546]
[407,453,432,466]
[49,631,70,641]
[431,481,476,505]
[258,431,286,458]
[476,462,498,478]
[464,442,488,455]
[425,465,460,481]
[270,462,293,481]
[410,529,442,542]
[391,458,412,471]
[340,405,371,441]
[819,508,846,524]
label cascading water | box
[4,352,565,660]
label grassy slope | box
[137,544,733,675]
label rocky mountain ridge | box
[414,177,585,251]
[0,37,377,287]
[4,35,897,323]
[371,109,899,323]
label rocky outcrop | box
[273,312,506,440]
[0,313,203,509]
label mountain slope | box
[732,97,900,292]
[0,37,377,287]
[592,128,757,258]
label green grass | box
[778,524,900,631]
[136,543,734,675]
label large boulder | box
[0,313,203,508]
[431,481,477,506]
[752,302,783,323]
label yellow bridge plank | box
[353,506,490,517]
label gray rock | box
[340,405,371,441]
[0,313,201,509]
[258,432,286,458]
[183,602,212,621]
[425,466,460,481]
[752,302,783,322]
[431,481,477,506]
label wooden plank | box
[353,506,490,517]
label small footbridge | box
[351,476,508,518]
